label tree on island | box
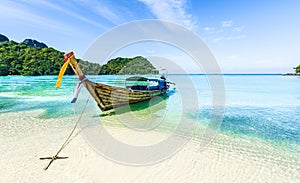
[0,34,157,76]
[0,40,69,76]
[99,56,157,75]
[294,65,300,73]
[0,40,101,76]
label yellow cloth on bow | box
[55,57,71,88]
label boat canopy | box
[125,76,167,90]
[125,76,166,82]
[125,76,149,82]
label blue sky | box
[1,0,299,73]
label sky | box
[0,0,300,73]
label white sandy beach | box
[0,110,299,183]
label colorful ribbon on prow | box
[55,52,74,88]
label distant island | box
[100,56,156,75]
[283,65,300,76]
[0,34,156,76]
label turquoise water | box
[0,75,299,151]
[196,75,300,146]
[0,75,77,118]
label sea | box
[0,74,299,176]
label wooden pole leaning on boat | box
[40,52,89,170]
[65,52,85,80]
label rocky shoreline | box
[282,73,300,76]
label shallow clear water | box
[0,74,299,152]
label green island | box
[294,65,300,73]
[283,65,300,76]
[0,34,156,76]
[100,56,156,75]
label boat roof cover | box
[125,76,165,82]
[125,76,149,81]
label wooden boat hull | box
[83,79,166,111]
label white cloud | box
[0,2,77,35]
[213,35,246,42]
[138,0,197,30]
[202,20,245,43]
[19,0,107,29]
[27,0,107,29]
[77,0,121,25]
[203,26,224,34]
[221,20,233,27]
[226,55,240,61]
[203,27,214,33]
[233,26,244,32]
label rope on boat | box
[40,95,90,170]
[71,77,87,103]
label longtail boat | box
[55,52,175,111]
